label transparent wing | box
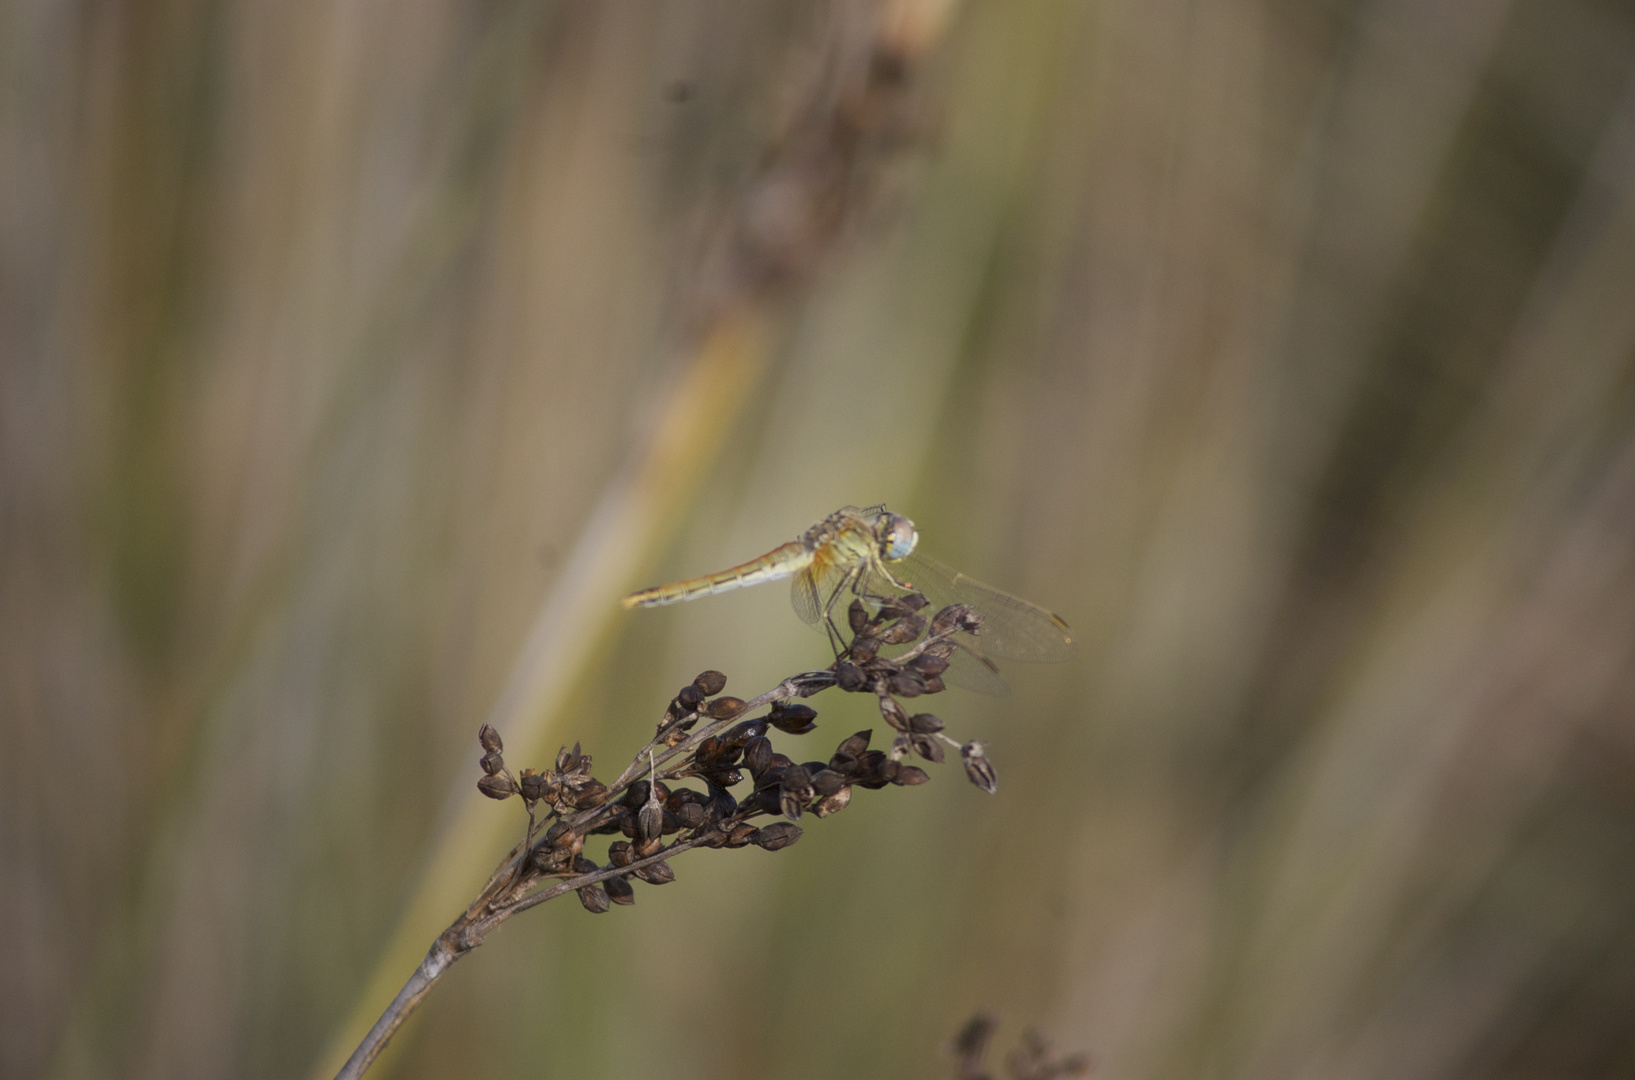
[879,551,1074,663]
[789,552,851,626]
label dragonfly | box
[622,505,1073,694]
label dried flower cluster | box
[474,593,1000,915]
[950,1014,1091,1080]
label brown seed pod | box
[706,696,748,720]
[961,740,998,794]
[693,670,727,696]
[479,752,505,776]
[605,875,636,906]
[752,823,804,851]
[477,724,503,754]
[633,859,675,885]
[477,774,518,800]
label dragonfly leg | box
[819,565,865,659]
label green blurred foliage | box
[5,1,1635,1078]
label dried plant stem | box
[332,674,806,1079]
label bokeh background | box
[6,0,1635,1078]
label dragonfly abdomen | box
[623,542,811,609]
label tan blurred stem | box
[312,311,766,1080]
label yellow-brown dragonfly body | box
[622,505,1072,693]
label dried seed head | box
[607,840,634,867]
[722,717,770,747]
[572,780,608,809]
[478,724,504,754]
[922,675,946,694]
[479,751,505,776]
[909,654,949,678]
[894,765,930,786]
[706,696,747,720]
[836,730,872,757]
[836,661,868,692]
[888,670,927,697]
[961,740,998,794]
[577,884,611,914]
[810,767,848,797]
[779,765,815,820]
[809,785,853,818]
[769,702,818,734]
[605,875,636,906]
[848,599,870,633]
[752,822,804,851]
[848,637,881,663]
[898,591,930,612]
[877,615,926,645]
[910,733,945,763]
[725,822,760,848]
[518,772,546,801]
[677,684,704,710]
[878,696,908,730]
[742,735,775,776]
[633,836,663,859]
[477,774,518,800]
[706,784,738,821]
[633,859,675,885]
[638,801,664,843]
[677,802,707,829]
[908,712,944,734]
[694,670,727,696]
[930,604,968,636]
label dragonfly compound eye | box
[883,515,918,561]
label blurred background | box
[6,0,1635,1078]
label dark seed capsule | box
[607,840,634,867]
[894,765,930,786]
[707,785,738,821]
[677,683,704,710]
[572,781,608,809]
[771,703,817,726]
[477,774,518,800]
[836,730,872,757]
[889,670,927,697]
[810,786,853,818]
[478,724,504,753]
[878,697,908,729]
[770,712,818,735]
[922,675,946,694]
[726,823,760,848]
[909,654,949,676]
[753,823,804,851]
[479,751,505,776]
[911,733,945,763]
[633,836,663,859]
[638,802,664,843]
[633,859,675,885]
[518,772,546,801]
[931,605,966,635]
[810,768,848,797]
[899,592,930,612]
[574,855,599,875]
[605,875,636,905]
[706,696,747,720]
[835,662,868,692]
[908,712,944,734]
[677,802,707,829]
[848,600,870,633]
[577,884,611,913]
[742,735,775,776]
[722,718,769,748]
[961,740,998,794]
[694,670,727,696]
[878,616,926,645]
[848,638,880,663]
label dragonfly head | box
[879,513,919,562]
